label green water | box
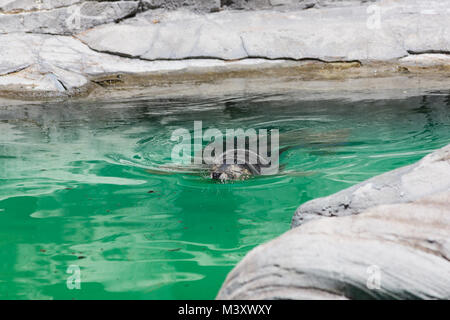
[0,93,449,299]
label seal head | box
[209,148,268,182]
[210,163,254,181]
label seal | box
[144,142,277,182]
[145,129,349,182]
[209,148,273,182]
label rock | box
[217,189,450,300]
[0,35,33,75]
[0,0,81,13]
[0,63,89,95]
[0,0,364,14]
[220,0,271,10]
[77,0,450,61]
[0,32,288,96]
[77,17,247,60]
[140,0,165,10]
[138,0,367,12]
[219,0,370,10]
[0,0,449,97]
[0,1,139,35]
[400,54,450,67]
[140,0,275,12]
[141,0,221,12]
[292,143,450,227]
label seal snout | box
[210,163,253,182]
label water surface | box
[0,93,449,299]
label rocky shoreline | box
[0,0,449,99]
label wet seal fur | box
[209,147,274,182]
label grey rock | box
[140,0,165,10]
[0,0,449,96]
[0,1,139,35]
[0,32,283,95]
[141,0,221,12]
[0,63,89,94]
[400,53,450,67]
[220,0,371,10]
[77,0,450,61]
[0,34,34,75]
[217,188,450,300]
[139,0,285,12]
[221,0,271,10]
[292,144,450,227]
[78,18,247,60]
[138,0,368,12]
[0,0,81,13]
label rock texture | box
[140,0,221,12]
[0,0,81,13]
[400,54,450,67]
[217,144,450,299]
[0,32,288,96]
[217,190,450,299]
[0,0,449,97]
[0,1,139,34]
[139,0,351,12]
[292,143,450,227]
[78,1,450,61]
[217,161,450,299]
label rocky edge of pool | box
[0,0,449,100]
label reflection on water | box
[0,92,449,299]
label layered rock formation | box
[0,0,449,98]
[292,143,450,227]
[0,1,139,34]
[217,144,450,300]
